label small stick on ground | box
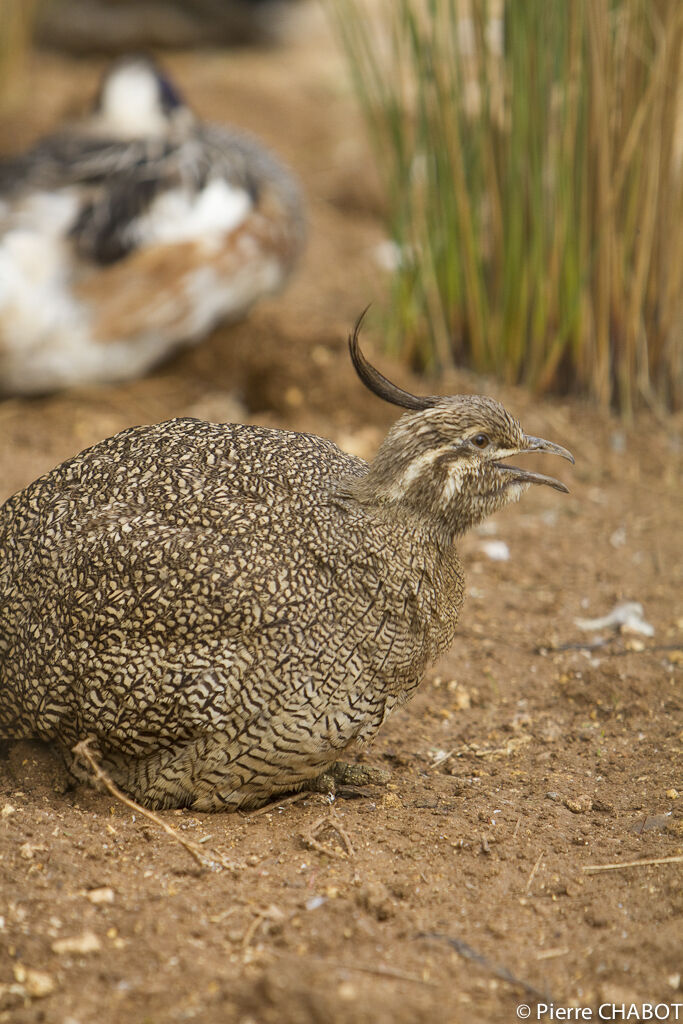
[241,905,285,952]
[525,850,544,894]
[328,961,433,986]
[272,951,434,986]
[242,910,270,950]
[301,812,355,858]
[428,748,458,771]
[536,947,569,961]
[72,740,236,873]
[583,854,683,873]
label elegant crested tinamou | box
[0,319,573,809]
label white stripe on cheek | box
[386,446,453,500]
[440,463,465,502]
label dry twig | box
[536,947,569,961]
[525,850,544,894]
[428,748,458,770]
[335,962,433,986]
[241,906,284,950]
[72,740,237,872]
[301,812,355,858]
[273,950,434,986]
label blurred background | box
[1,0,681,416]
[333,0,683,415]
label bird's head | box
[94,57,192,137]
[345,314,574,543]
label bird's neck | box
[339,452,484,549]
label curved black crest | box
[348,308,438,412]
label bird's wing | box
[1,507,283,751]
[0,132,178,193]
[0,122,301,268]
[197,123,303,214]
[0,131,196,264]
[0,421,369,750]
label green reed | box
[331,0,683,412]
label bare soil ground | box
[1,15,681,1024]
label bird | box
[0,316,573,811]
[0,56,305,395]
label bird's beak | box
[494,435,574,493]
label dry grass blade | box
[273,950,435,986]
[583,855,683,873]
[334,962,434,986]
[525,850,544,894]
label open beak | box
[494,435,574,493]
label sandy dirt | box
[0,13,681,1024]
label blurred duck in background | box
[0,56,305,394]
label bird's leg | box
[307,760,391,797]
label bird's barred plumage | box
[0,325,573,810]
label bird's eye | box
[472,433,490,449]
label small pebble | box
[337,980,358,1001]
[357,880,394,921]
[19,842,45,860]
[480,540,510,562]
[86,887,115,905]
[452,685,472,710]
[565,794,593,814]
[52,931,102,956]
[13,966,56,999]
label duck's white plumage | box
[97,60,181,137]
[0,58,305,394]
[133,179,253,247]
